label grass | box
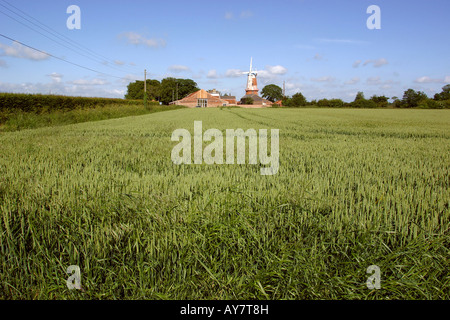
[0,108,448,299]
[0,102,183,132]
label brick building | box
[171,89,233,108]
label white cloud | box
[311,76,335,83]
[225,69,244,78]
[206,69,219,79]
[363,58,388,68]
[414,76,447,84]
[344,77,360,85]
[47,72,63,83]
[0,80,122,98]
[0,59,7,67]
[71,78,109,86]
[224,12,233,19]
[265,65,288,75]
[168,65,190,73]
[366,76,381,85]
[295,44,316,50]
[118,32,166,48]
[117,74,140,85]
[0,41,49,61]
[313,53,323,60]
[352,60,362,68]
[316,38,369,45]
[114,60,125,66]
[240,10,253,18]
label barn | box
[171,89,233,108]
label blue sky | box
[0,0,449,101]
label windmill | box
[242,57,259,95]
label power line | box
[0,8,108,67]
[0,0,138,74]
[0,33,125,80]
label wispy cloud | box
[315,38,369,45]
[414,76,448,84]
[295,44,316,50]
[118,32,166,48]
[225,10,254,20]
[206,69,219,79]
[168,65,190,73]
[225,69,244,78]
[344,77,360,85]
[71,78,109,86]
[224,12,233,20]
[313,53,323,60]
[265,65,288,75]
[47,72,63,83]
[363,58,388,68]
[311,76,335,83]
[0,41,49,61]
[240,10,253,18]
[352,60,362,68]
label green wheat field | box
[0,107,449,299]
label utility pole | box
[144,69,147,93]
[144,69,148,108]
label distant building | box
[207,89,221,98]
[243,57,259,96]
[171,89,233,108]
[239,58,272,107]
[220,95,237,105]
[239,93,272,106]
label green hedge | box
[0,93,155,114]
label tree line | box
[260,84,450,109]
[125,78,450,109]
[125,77,198,105]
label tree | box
[240,97,254,105]
[281,96,291,107]
[261,84,283,102]
[434,84,450,101]
[370,95,389,108]
[125,79,161,100]
[352,99,377,108]
[159,77,199,105]
[327,99,344,108]
[354,91,365,102]
[290,92,307,107]
[317,99,330,107]
[402,89,427,108]
[391,96,403,108]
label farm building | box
[239,93,272,106]
[171,89,236,108]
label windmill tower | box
[242,57,258,95]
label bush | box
[327,99,344,108]
[240,97,254,105]
[351,99,378,108]
[317,99,329,107]
[443,100,450,109]
[0,93,146,115]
